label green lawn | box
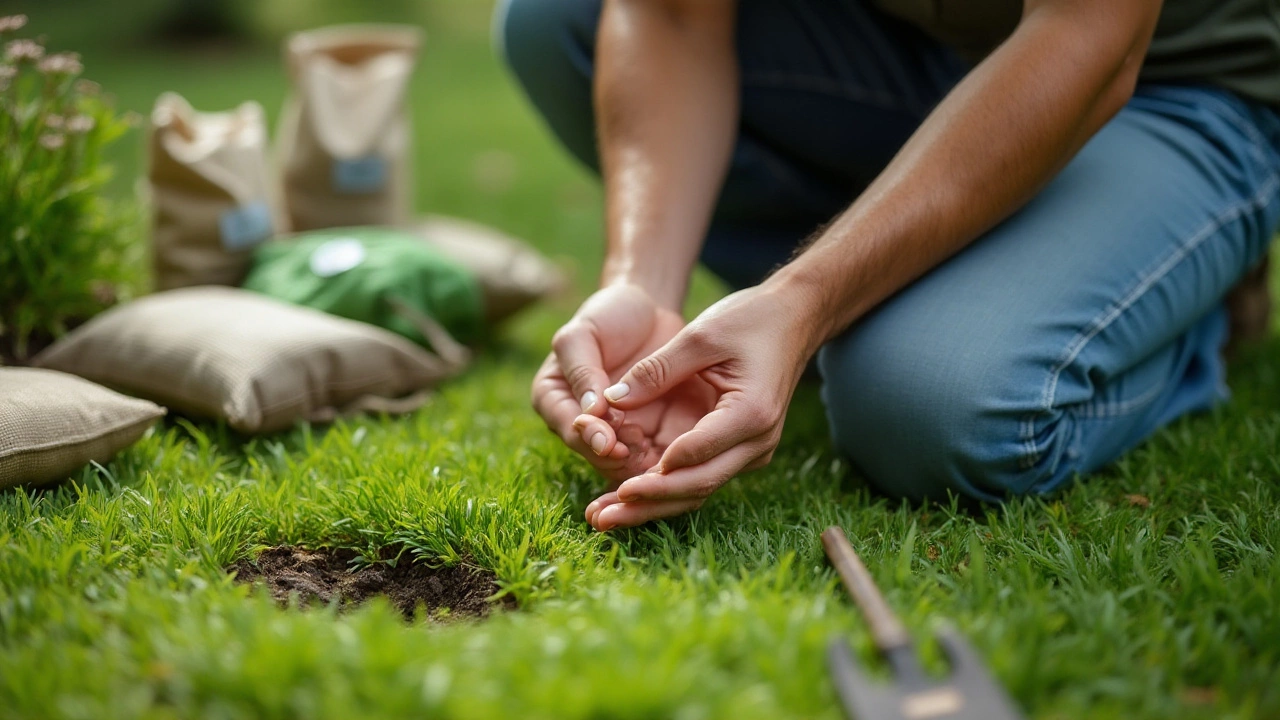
[3,3,1280,718]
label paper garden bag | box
[278,24,421,232]
[149,92,276,290]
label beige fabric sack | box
[33,287,464,435]
[0,368,164,490]
[405,215,566,324]
[279,25,421,232]
[149,92,277,291]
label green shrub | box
[0,14,139,363]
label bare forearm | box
[596,0,738,310]
[773,0,1161,353]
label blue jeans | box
[497,0,1280,502]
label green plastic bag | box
[243,228,485,351]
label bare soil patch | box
[231,546,510,621]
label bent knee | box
[494,0,601,168]
[495,0,596,76]
[817,339,1073,503]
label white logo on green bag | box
[309,238,366,277]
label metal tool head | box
[826,626,1024,720]
[819,527,1025,720]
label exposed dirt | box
[231,546,510,621]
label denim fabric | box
[496,0,1280,501]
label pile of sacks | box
[1,25,563,491]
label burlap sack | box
[0,368,164,490]
[150,92,277,290]
[279,25,421,232]
[33,287,463,435]
[405,215,565,324]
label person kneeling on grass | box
[499,0,1280,530]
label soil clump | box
[231,546,509,621]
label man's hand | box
[584,283,818,530]
[532,284,713,483]
[532,0,738,498]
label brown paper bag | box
[149,92,277,290]
[405,215,566,324]
[278,24,421,232]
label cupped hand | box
[583,284,819,531]
[531,284,716,483]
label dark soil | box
[231,546,511,621]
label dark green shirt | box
[872,0,1280,108]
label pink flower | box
[44,113,64,129]
[74,79,100,96]
[38,133,64,150]
[4,39,43,63]
[0,15,27,34]
[38,52,81,76]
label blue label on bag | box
[218,201,273,251]
[332,155,388,194]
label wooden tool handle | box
[822,526,911,651]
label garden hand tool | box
[820,527,1024,720]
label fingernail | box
[580,391,597,412]
[590,432,607,455]
[595,505,617,531]
[604,383,630,402]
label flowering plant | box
[0,15,138,362]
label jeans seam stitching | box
[741,72,927,115]
[1019,171,1280,468]
[1018,415,1035,470]
[1074,372,1172,419]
